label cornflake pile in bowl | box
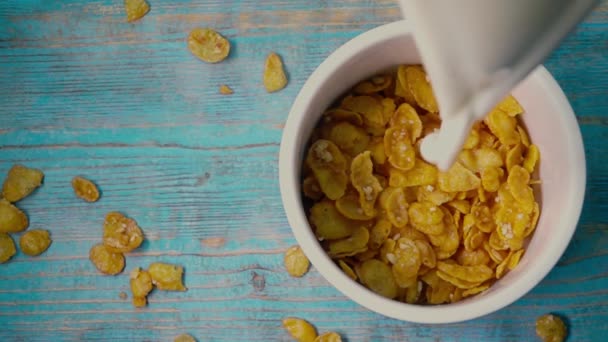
[301,64,541,304]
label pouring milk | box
[397,0,597,171]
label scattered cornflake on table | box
[284,245,310,278]
[174,333,197,342]
[89,243,126,275]
[282,317,317,342]
[219,84,234,95]
[314,331,342,342]
[2,164,43,203]
[263,52,288,93]
[19,229,52,256]
[0,233,16,263]
[536,313,567,342]
[71,176,100,202]
[187,28,231,63]
[130,267,153,308]
[124,0,150,22]
[148,262,187,291]
[0,199,28,234]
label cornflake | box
[284,245,310,277]
[263,52,288,93]
[219,84,234,95]
[300,66,541,304]
[188,28,230,63]
[124,0,150,22]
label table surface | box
[1,1,607,341]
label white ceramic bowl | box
[279,20,586,324]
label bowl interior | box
[279,20,586,323]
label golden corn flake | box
[381,98,397,125]
[174,334,198,342]
[2,164,44,203]
[327,122,370,156]
[71,176,100,202]
[536,314,567,342]
[0,199,29,233]
[497,95,524,117]
[130,267,153,307]
[302,176,323,200]
[219,84,234,95]
[124,0,150,22]
[351,151,383,216]
[384,126,415,171]
[484,108,520,146]
[437,261,493,284]
[354,75,392,95]
[396,65,418,105]
[417,184,455,206]
[187,28,230,64]
[447,199,471,214]
[328,226,369,258]
[89,243,125,275]
[405,66,438,113]
[463,127,480,149]
[148,262,187,291]
[369,219,392,250]
[428,214,460,260]
[323,108,363,126]
[471,204,495,233]
[456,248,490,267]
[335,193,374,221]
[354,248,377,262]
[403,281,422,304]
[464,227,486,251]
[507,249,525,270]
[390,103,422,142]
[367,137,386,165]
[0,233,16,263]
[263,52,288,93]
[462,283,490,297]
[282,317,317,342]
[414,239,437,269]
[408,202,444,235]
[102,212,144,253]
[309,200,355,240]
[314,332,342,342]
[19,229,52,256]
[284,245,310,278]
[389,159,437,188]
[436,270,482,290]
[425,274,455,304]
[338,260,357,281]
[524,144,540,173]
[392,238,421,287]
[480,167,503,192]
[306,140,348,200]
[301,66,541,305]
[341,96,385,129]
[518,125,531,147]
[384,188,409,228]
[459,147,503,173]
[358,259,398,299]
[438,162,480,192]
[507,166,535,213]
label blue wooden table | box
[1,1,607,341]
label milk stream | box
[398,0,596,171]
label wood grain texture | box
[1,0,607,341]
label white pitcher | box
[398,0,597,170]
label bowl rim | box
[278,20,586,324]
